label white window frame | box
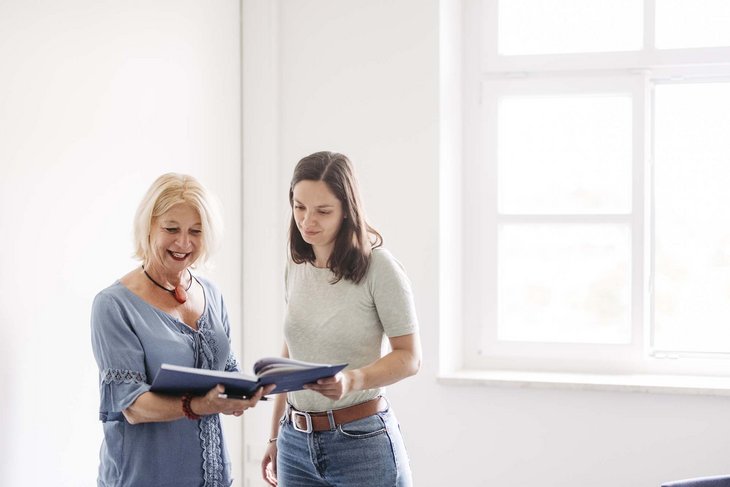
[465,73,647,375]
[450,0,730,388]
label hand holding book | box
[150,357,348,399]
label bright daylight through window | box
[460,0,730,381]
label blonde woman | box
[91,173,271,487]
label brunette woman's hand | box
[302,370,354,400]
[261,440,278,486]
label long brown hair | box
[289,151,382,284]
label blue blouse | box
[90,276,240,487]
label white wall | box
[3,1,729,485]
[241,1,730,486]
[0,1,242,485]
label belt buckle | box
[291,410,313,433]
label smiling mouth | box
[168,251,190,261]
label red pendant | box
[174,285,187,304]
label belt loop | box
[326,409,336,430]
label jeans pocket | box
[337,414,387,439]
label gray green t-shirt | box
[284,247,418,412]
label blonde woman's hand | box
[192,384,275,416]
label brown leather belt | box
[288,397,388,433]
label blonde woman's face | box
[148,203,203,272]
[292,180,344,259]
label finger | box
[267,459,278,486]
[261,458,268,484]
[251,384,275,405]
[262,457,274,485]
[246,388,264,406]
[303,385,330,395]
[206,384,225,401]
[309,383,339,394]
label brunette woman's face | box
[292,180,344,256]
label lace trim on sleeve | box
[101,368,147,385]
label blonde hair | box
[133,173,222,267]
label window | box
[460,0,730,378]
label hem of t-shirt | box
[384,326,418,338]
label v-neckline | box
[117,279,208,332]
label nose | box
[176,232,192,250]
[301,210,316,227]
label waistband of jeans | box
[286,396,388,433]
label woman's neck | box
[144,263,187,287]
[312,246,332,268]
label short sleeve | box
[369,249,419,338]
[90,291,151,422]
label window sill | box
[438,369,730,396]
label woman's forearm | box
[123,392,186,424]
[347,345,421,392]
[124,384,270,424]
[305,333,422,400]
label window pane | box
[498,0,643,55]
[656,0,730,49]
[498,95,632,214]
[654,82,730,353]
[498,224,631,344]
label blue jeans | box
[276,405,413,486]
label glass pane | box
[656,0,730,49]
[498,94,632,214]
[654,82,730,353]
[498,0,643,55]
[498,224,631,344]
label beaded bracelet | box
[181,394,201,420]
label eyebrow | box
[160,220,202,226]
[293,199,335,209]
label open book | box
[150,357,348,398]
